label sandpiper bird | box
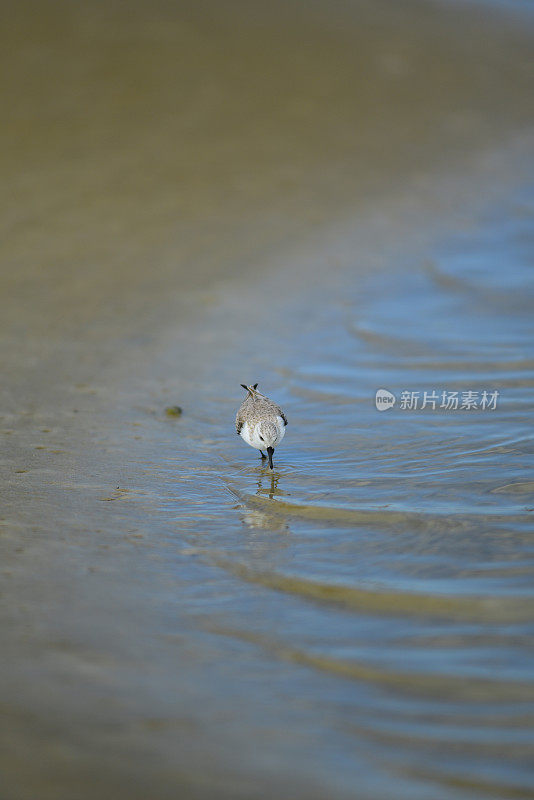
[235,384,287,469]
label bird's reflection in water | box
[257,471,279,500]
[241,471,289,532]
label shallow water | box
[109,184,533,799]
[8,177,529,800]
[1,1,534,798]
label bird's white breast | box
[240,417,285,450]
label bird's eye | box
[259,436,264,441]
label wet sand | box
[2,0,532,342]
[1,1,533,798]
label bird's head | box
[258,421,278,449]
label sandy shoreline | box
[1,1,533,798]
[2,0,532,342]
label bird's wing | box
[235,406,244,434]
[264,397,288,426]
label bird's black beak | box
[267,446,274,470]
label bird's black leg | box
[259,450,267,459]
